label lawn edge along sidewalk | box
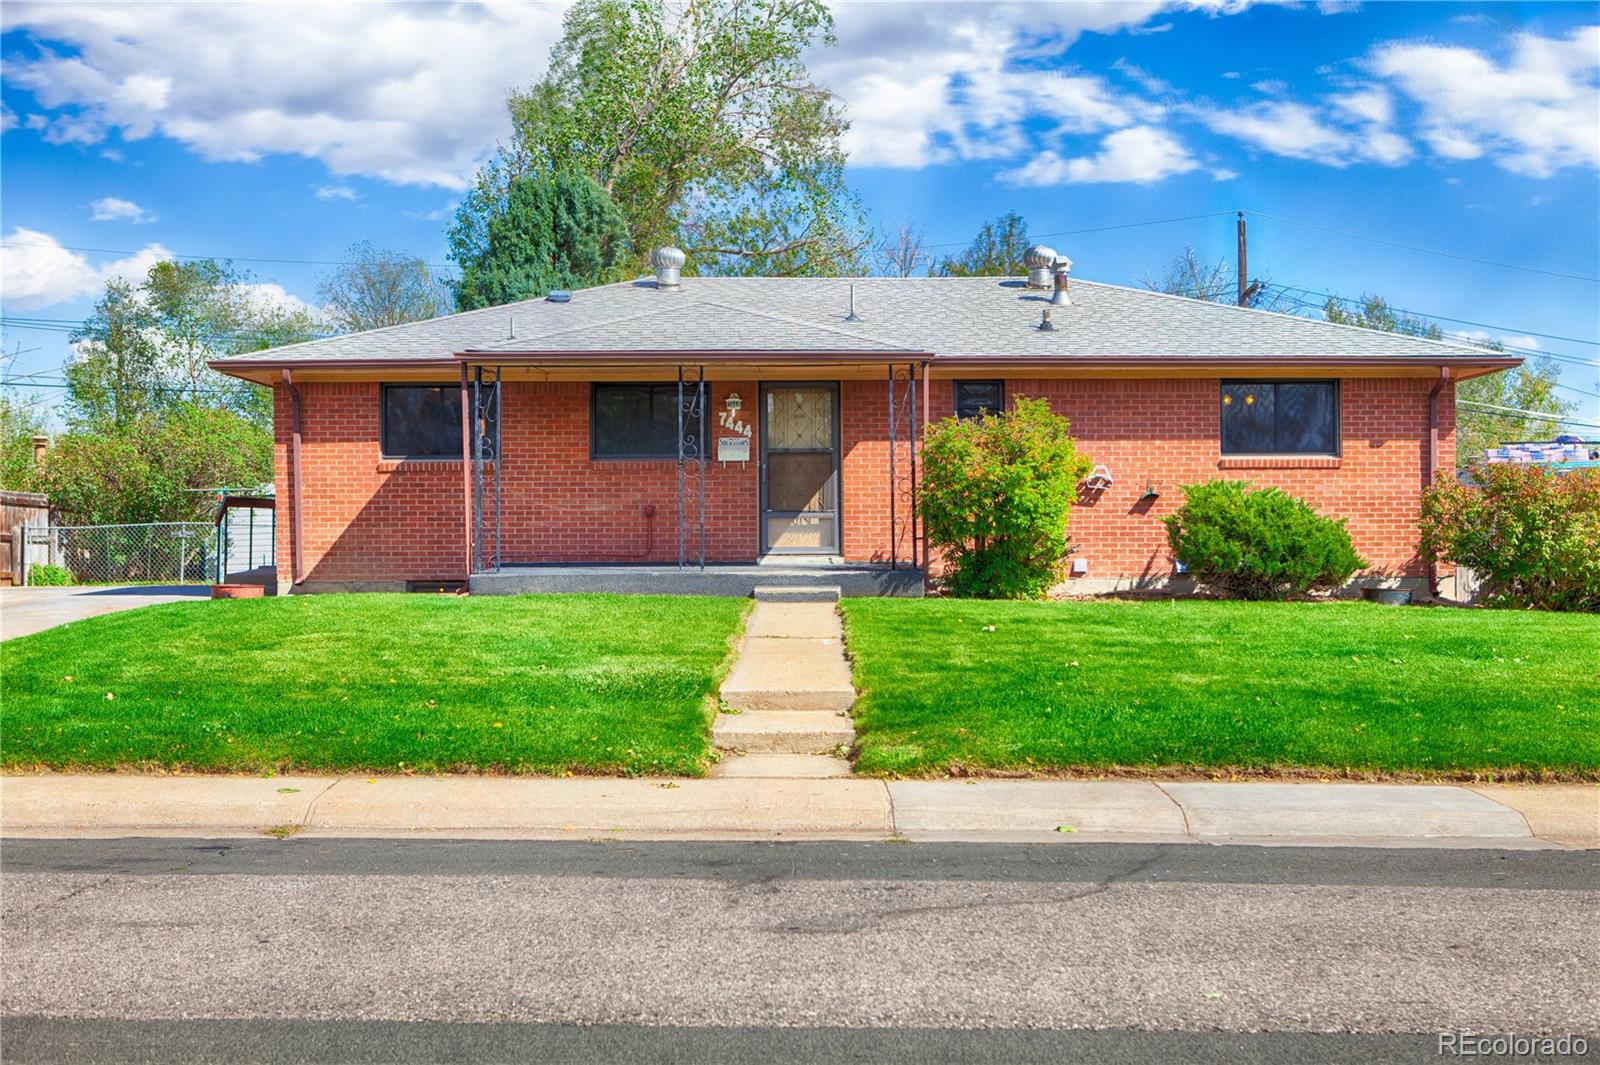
[2,775,1594,848]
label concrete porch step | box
[720,636,855,712]
[712,711,854,755]
[753,585,841,603]
[710,753,854,779]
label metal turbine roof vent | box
[650,245,685,288]
[1023,244,1058,288]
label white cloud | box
[315,185,359,202]
[1371,27,1600,176]
[1,1,570,189]
[89,196,157,223]
[0,227,171,310]
[1200,89,1412,166]
[1451,329,1540,352]
[1202,100,1354,160]
[239,281,322,321]
[815,3,1174,169]
[999,126,1200,185]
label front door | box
[760,383,840,554]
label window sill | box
[376,458,469,472]
[1217,456,1342,470]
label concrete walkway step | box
[710,753,853,779]
[720,636,855,712]
[712,711,853,755]
[753,585,840,603]
[744,601,843,639]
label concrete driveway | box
[0,585,210,641]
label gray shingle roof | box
[213,275,1502,366]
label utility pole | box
[1236,212,1248,307]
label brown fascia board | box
[929,354,1523,368]
[209,357,457,373]
[454,349,929,362]
[210,352,1521,376]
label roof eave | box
[456,348,930,362]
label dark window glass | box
[382,384,463,458]
[1220,380,1338,455]
[591,383,705,459]
[954,380,1004,420]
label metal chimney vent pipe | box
[650,246,686,288]
[1049,255,1073,307]
[1023,244,1058,288]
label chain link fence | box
[21,523,217,585]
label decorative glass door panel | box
[761,385,839,554]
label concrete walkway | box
[711,587,856,779]
[0,584,210,641]
[3,775,1594,848]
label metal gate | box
[20,523,217,585]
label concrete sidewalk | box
[2,775,1594,848]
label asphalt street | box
[3,839,1597,1064]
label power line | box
[898,212,1243,251]
[0,235,454,271]
[0,380,244,396]
[1457,400,1600,428]
[1243,211,1600,285]
[1266,285,1599,348]
[1261,290,1600,369]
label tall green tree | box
[452,173,630,310]
[1141,245,1284,310]
[68,260,319,434]
[1324,293,1575,466]
[43,261,321,523]
[36,404,272,525]
[452,0,863,294]
[65,278,162,431]
[318,241,450,331]
[935,212,1030,277]
[0,394,48,492]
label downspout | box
[280,369,305,586]
[460,363,474,583]
[1426,366,1450,597]
[920,359,932,575]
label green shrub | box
[1420,464,1600,612]
[918,396,1093,599]
[27,564,72,587]
[1165,480,1367,600]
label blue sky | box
[2,1,1596,431]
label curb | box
[3,776,1592,848]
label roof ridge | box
[211,276,646,363]
[691,296,917,351]
[1069,276,1492,357]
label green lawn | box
[2,593,749,776]
[840,599,1600,779]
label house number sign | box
[717,392,753,463]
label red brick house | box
[210,248,1517,597]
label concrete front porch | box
[469,561,925,598]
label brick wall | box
[924,375,1454,581]
[275,374,1453,585]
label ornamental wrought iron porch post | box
[676,365,707,570]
